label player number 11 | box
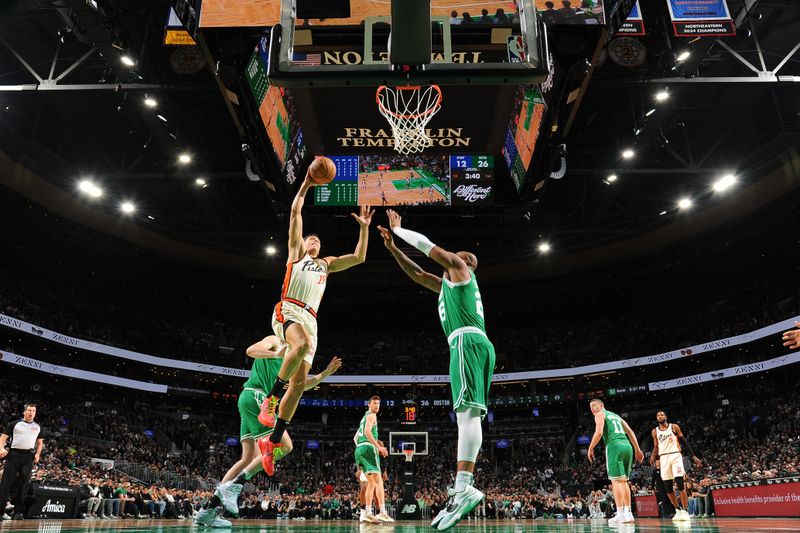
[610,418,624,434]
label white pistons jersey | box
[656,423,681,456]
[280,253,328,314]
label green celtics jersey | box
[355,410,377,446]
[242,357,282,392]
[437,271,486,338]
[602,410,629,445]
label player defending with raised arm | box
[258,171,374,475]
[196,336,341,527]
[650,410,702,522]
[353,396,393,524]
[587,399,644,526]
[378,210,494,531]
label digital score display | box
[401,399,417,425]
[313,155,359,206]
[450,155,494,205]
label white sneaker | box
[376,512,394,522]
[621,512,635,523]
[363,513,380,524]
[0,514,10,521]
[214,481,243,516]
[608,513,624,526]
[358,510,368,522]
[434,485,485,531]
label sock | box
[273,446,287,461]
[379,505,387,514]
[454,471,474,492]
[622,506,630,514]
[269,418,289,444]
[204,495,221,509]
[268,378,287,399]
[366,505,373,515]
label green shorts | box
[448,333,496,418]
[606,440,633,480]
[354,444,381,475]
[238,388,273,441]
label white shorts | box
[272,301,317,367]
[659,453,686,481]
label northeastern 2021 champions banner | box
[667,0,736,37]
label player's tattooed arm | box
[304,357,343,390]
[672,424,701,467]
[326,206,374,273]
[650,428,659,465]
[288,173,317,261]
[378,225,442,293]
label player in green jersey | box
[379,210,494,531]
[353,396,392,523]
[587,399,644,526]
[197,335,341,527]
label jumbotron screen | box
[313,154,493,206]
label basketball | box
[308,156,337,184]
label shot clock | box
[401,399,417,425]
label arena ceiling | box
[1,0,799,281]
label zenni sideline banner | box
[618,1,645,36]
[667,0,736,37]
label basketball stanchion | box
[397,448,422,520]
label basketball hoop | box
[403,449,415,463]
[376,85,442,155]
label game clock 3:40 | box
[450,155,494,205]
[402,399,417,425]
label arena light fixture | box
[266,245,277,256]
[606,174,618,183]
[120,55,135,67]
[678,198,692,209]
[144,96,157,108]
[621,148,635,159]
[178,153,192,164]
[645,108,656,117]
[195,178,207,186]
[78,180,103,198]
[538,242,551,253]
[677,50,691,62]
[655,90,669,102]
[120,202,136,214]
[157,114,167,122]
[659,210,667,216]
[713,174,736,192]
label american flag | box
[293,53,321,66]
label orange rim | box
[376,85,442,120]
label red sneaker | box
[258,395,279,427]
[257,437,281,476]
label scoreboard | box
[401,399,417,425]
[450,155,494,205]
[313,155,359,206]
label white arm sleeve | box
[392,227,436,257]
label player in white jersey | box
[650,410,702,522]
[256,169,374,475]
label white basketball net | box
[376,85,442,155]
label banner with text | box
[618,1,645,36]
[648,352,800,391]
[712,480,800,517]
[667,0,735,37]
[2,312,798,384]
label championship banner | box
[618,1,645,36]
[648,352,800,391]
[712,479,800,517]
[667,0,735,37]
[1,311,799,383]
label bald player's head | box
[457,251,478,272]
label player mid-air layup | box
[256,171,374,475]
[378,210,495,531]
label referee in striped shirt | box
[0,403,43,520]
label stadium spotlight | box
[621,148,635,159]
[606,174,618,183]
[157,114,167,122]
[195,178,207,186]
[78,180,103,198]
[677,50,691,62]
[144,96,157,108]
[678,198,692,209]
[120,55,136,67]
[713,174,736,192]
[178,153,192,164]
[645,108,656,117]
[655,90,669,102]
[120,202,136,214]
[538,242,551,253]
[266,245,277,256]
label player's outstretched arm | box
[378,225,442,293]
[326,206,374,273]
[288,173,317,262]
[622,419,645,463]
[304,357,343,391]
[386,209,471,283]
[587,411,605,462]
[245,336,287,359]
[782,321,800,349]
